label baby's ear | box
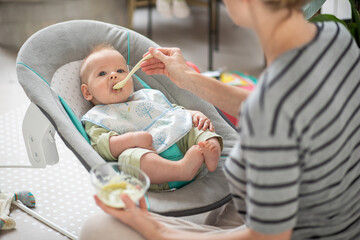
[81,84,93,101]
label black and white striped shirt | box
[225,21,360,239]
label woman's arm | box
[184,71,250,117]
[94,194,292,240]
[160,226,292,240]
[141,48,250,117]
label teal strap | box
[127,32,151,90]
[159,144,183,161]
[168,179,194,189]
[17,62,50,86]
[144,194,150,211]
[127,31,130,65]
[134,74,151,89]
[59,96,90,143]
[159,144,193,189]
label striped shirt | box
[224,21,360,239]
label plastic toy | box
[0,190,35,230]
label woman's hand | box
[190,110,215,132]
[140,47,195,88]
[94,194,164,240]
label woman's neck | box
[252,4,317,66]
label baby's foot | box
[181,145,204,181]
[198,139,220,172]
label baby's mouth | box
[111,83,122,92]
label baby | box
[80,44,222,190]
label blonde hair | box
[262,0,311,11]
[80,43,116,84]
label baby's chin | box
[111,88,122,94]
[109,94,133,104]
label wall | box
[0,0,127,49]
[321,0,352,19]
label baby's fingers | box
[209,122,215,132]
[202,120,210,131]
[197,117,207,130]
[192,115,200,127]
[199,119,215,132]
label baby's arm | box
[187,110,215,132]
[84,122,119,161]
[84,122,154,160]
[109,132,154,158]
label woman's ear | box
[81,84,93,101]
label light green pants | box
[118,127,223,190]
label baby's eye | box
[99,71,106,76]
[117,69,125,73]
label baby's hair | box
[80,43,116,84]
[90,43,115,54]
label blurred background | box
[0,0,266,76]
[0,0,352,78]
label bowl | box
[90,162,150,208]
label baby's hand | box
[134,132,154,151]
[191,111,215,132]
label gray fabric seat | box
[16,20,238,216]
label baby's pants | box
[118,127,223,190]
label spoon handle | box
[113,54,153,89]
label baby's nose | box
[109,73,118,80]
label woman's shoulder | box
[264,21,358,88]
[244,20,360,136]
[318,21,354,44]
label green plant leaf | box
[349,0,360,46]
[348,25,356,38]
[310,14,349,28]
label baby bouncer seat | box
[16,20,238,216]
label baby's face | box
[82,49,133,105]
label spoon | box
[113,54,153,90]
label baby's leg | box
[198,137,221,172]
[140,146,204,184]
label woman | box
[80,0,360,239]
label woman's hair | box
[262,0,311,11]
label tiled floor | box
[0,47,99,240]
[0,4,264,239]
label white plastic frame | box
[22,103,59,168]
